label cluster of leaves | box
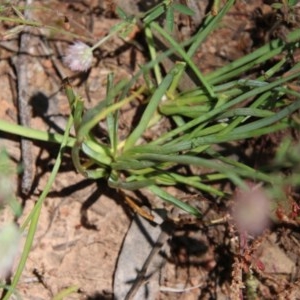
[64,0,300,216]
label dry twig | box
[13,0,34,194]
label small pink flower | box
[63,41,93,72]
[232,183,270,239]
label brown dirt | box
[1,1,300,299]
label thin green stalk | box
[0,16,93,42]
[148,185,201,217]
[187,0,235,57]
[118,32,199,100]
[52,286,79,300]
[145,26,163,84]
[147,69,300,146]
[77,85,145,141]
[151,22,216,98]
[3,112,74,300]
[125,122,288,157]
[231,99,300,134]
[129,153,270,183]
[188,91,273,154]
[105,73,119,155]
[154,172,225,196]
[207,28,300,83]
[0,120,75,147]
[123,64,178,151]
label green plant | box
[0,1,300,298]
[61,0,300,215]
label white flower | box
[63,41,93,72]
[0,223,21,279]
